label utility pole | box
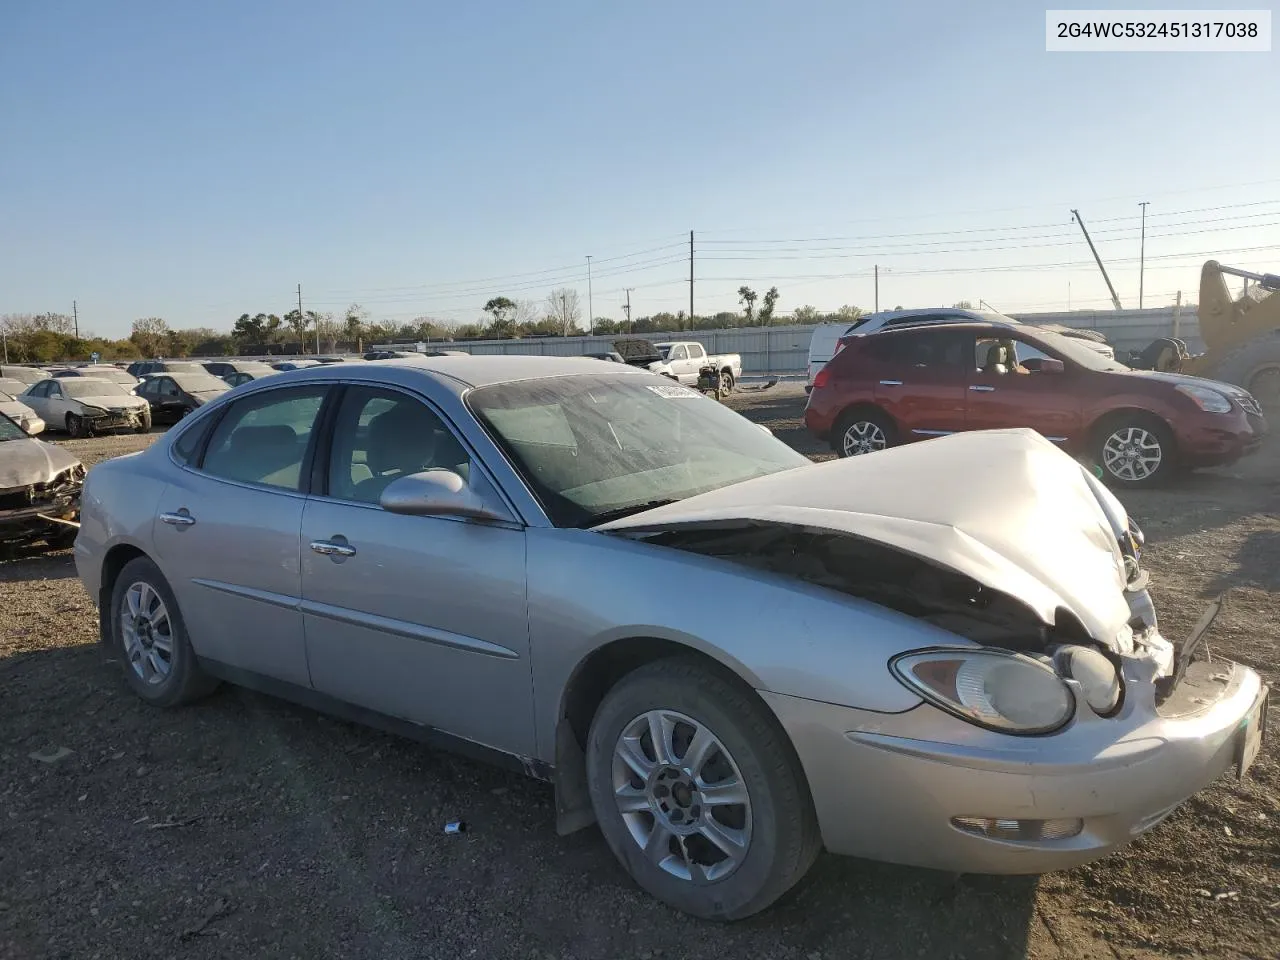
[1173,290,1183,339]
[561,292,569,336]
[623,288,634,333]
[586,256,594,335]
[874,265,879,313]
[73,300,79,340]
[689,230,695,324]
[2,326,7,363]
[1070,209,1123,310]
[1138,201,1150,308]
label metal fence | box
[385,307,1202,376]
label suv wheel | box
[1095,415,1173,487]
[834,408,896,457]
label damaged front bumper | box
[82,409,146,433]
[0,485,82,543]
[765,630,1267,875]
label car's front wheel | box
[109,557,219,707]
[586,658,820,920]
[1095,414,1174,487]
[66,413,90,438]
[135,410,152,433]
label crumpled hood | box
[0,437,82,489]
[597,428,1135,649]
[0,399,37,422]
[73,393,148,410]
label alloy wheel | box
[120,581,174,685]
[1102,426,1163,482]
[842,420,886,456]
[1247,366,1280,414]
[611,709,752,883]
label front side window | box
[670,345,688,361]
[469,374,808,528]
[326,387,471,504]
[200,386,328,491]
[157,378,181,397]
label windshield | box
[1028,329,1128,373]
[63,379,131,398]
[0,413,26,440]
[82,367,137,383]
[469,374,808,528]
[655,345,673,359]
[172,373,230,392]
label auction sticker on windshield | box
[646,383,701,399]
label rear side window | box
[172,418,212,465]
[864,331,968,369]
[200,386,329,491]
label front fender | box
[526,527,940,759]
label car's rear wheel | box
[586,658,820,920]
[109,557,219,707]
[721,370,735,394]
[834,408,896,457]
[1094,414,1174,487]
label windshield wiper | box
[587,498,682,527]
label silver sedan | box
[73,356,1269,920]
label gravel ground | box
[2,391,1277,960]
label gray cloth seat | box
[351,404,470,503]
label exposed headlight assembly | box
[1054,644,1122,716]
[891,649,1075,735]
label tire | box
[136,411,152,434]
[66,413,89,438]
[108,557,219,707]
[586,657,821,921]
[1213,331,1280,414]
[721,370,735,394]
[832,407,897,457]
[45,526,78,550]
[1092,413,1175,488]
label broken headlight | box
[890,649,1075,735]
[1054,644,1121,716]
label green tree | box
[791,305,821,324]
[834,304,863,323]
[759,287,780,325]
[953,300,974,309]
[737,286,757,325]
[131,317,170,357]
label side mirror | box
[1039,358,1065,374]
[379,469,510,522]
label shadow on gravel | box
[0,547,76,582]
[0,638,1044,960]
[1205,528,1280,596]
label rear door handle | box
[879,379,903,386]
[969,385,996,392]
[159,510,196,527]
[310,539,357,558]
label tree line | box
[2,285,866,362]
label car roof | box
[866,321,1017,338]
[264,354,650,391]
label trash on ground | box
[444,820,467,834]
[29,746,73,764]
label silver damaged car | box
[73,356,1269,920]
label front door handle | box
[969,385,996,392]
[310,539,357,558]
[159,510,196,527]
[879,379,903,386]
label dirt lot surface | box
[2,389,1277,960]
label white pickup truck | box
[649,341,744,391]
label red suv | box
[804,321,1267,486]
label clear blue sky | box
[1,0,1277,337]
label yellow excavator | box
[1125,260,1280,409]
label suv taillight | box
[813,366,832,390]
